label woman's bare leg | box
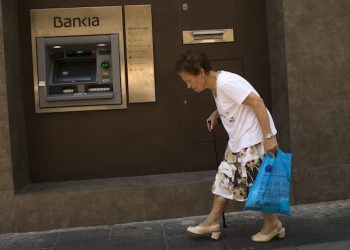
[260,213,281,233]
[200,195,228,226]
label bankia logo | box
[53,16,100,28]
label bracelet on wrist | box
[264,133,274,139]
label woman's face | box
[179,69,206,93]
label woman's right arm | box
[206,110,220,131]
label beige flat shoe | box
[251,221,285,242]
[187,224,221,240]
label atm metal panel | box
[30,6,127,113]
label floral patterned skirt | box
[211,143,265,201]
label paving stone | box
[55,227,110,247]
[110,239,167,250]
[111,222,164,243]
[324,216,350,237]
[80,243,113,250]
[53,245,82,250]
[7,231,59,250]
[54,231,84,247]
[0,234,17,250]
[163,217,204,237]
[167,234,230,250]
[296,240,350,250]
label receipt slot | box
[36,35,121,108]
[31,6,127,113]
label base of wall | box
[0,190,15,233]
[12,171,243,233]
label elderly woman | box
[175,50,284,242]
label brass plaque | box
[182,29,234,44]
[125,5,156,103]
[30,6,127,113]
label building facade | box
[0,0,349,233]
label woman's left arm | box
[242,92,279,154]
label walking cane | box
[208,120,227,228]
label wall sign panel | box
[125,5,156,103]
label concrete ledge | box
[13,171,243,232]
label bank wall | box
[0,0,349,233]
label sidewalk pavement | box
[1,199,350,250]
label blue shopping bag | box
[244,149,292,215]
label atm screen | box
[52,59,96,84]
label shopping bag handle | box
[266,149,278,158]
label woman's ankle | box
[200,219,219,227]
[261,219,281,232]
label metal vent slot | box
[182,28,234,44]
[192,29,225,40]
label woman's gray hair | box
[175,50,212,75]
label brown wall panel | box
[242,58,272,110]
[17,0,272,182]
[18,0,182,182]
[180,0,234,30]
[181,143,218,172]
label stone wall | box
[1,0,29,193]
[0,0,15,233]
[267,0,350,203]
[266,0,291,153]
[284,0,350,203]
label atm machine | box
[31,6,127,113]
[36,35,121,108]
